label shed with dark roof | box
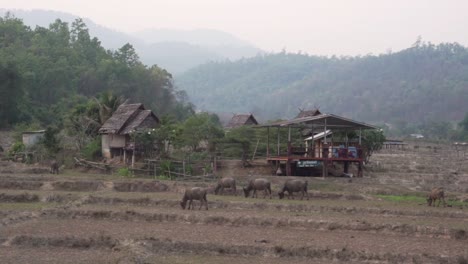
[225,113,259,129]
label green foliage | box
[377,194,426,203]
[159,160,174,179]
[149,116,181,157]
[0,15,193,129]
[81,137,102,160]
[156,174,171,180]
[8,142,25,156]
[177,42,468,138]
[0,60,23,127]
[187,152,209,161]
[178,112,224,152]
[12,122,42,142]
[361,129,386,162]
[184,164,194,175]
[42,126,61,154]
[118,167,132,177]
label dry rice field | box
[1,142,468,263]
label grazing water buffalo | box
[180,187,208,210]
[243,178,272,199]
[427,187,446,207]
[214,177,237,196]
[278,179,309,200]
[50,160,59,174]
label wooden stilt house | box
[98,103,159,160]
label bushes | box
[159,160,174,179]
[8,142,25,155]
[81,138,101,160]
[118,167,132,177]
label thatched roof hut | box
[296,108,322,118]
[98,103,159,159]
[225,113,258,129]
[99,103,159,135]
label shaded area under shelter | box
[259,113,378,177]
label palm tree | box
[92,91,127,125]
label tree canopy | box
[0,14,193,128]
[176,42,468,138]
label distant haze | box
[1,0,468,56]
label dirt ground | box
[1,142,468,263]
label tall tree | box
[178,112,224,152]
[0,60,23,127]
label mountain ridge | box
[0,8,261,73]
[176,43,468,129]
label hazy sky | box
[1,0,467,55]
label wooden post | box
[183,160,186,177]
[359,128,362,145]
[322,143,329,178]
[131,133,136,169]
[324,118,327,144]
[358,161,363,177]
[322,118,328,178]
[252,139,260,160]
[286,125,292,176]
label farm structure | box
[383,139,407,149]
[22,130,45,147]
[225,113,259,129]
[260,112,377,177]
[98,103,159,162]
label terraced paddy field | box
[1,143,468,263]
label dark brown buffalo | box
[278,179,309,200]
[243,178,272,199]
[427,187,446,207]
[50,160,59,174]
[214,177,237,196]
[180,187,208,210]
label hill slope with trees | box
[0,9,262,74]
[0,14,193,128]
[176,42,468,137]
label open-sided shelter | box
[260,113,378,177]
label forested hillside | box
[0,9,261,74]
[176,42,468,136]
[0,14,193,128]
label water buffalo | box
[243,178,272,199]
[214,177,237,196]
[427,187,446,207]
[278,179,309,200]
[50,160,59,174]
[180,187,208,210]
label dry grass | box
[1,142,468,263]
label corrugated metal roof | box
[260,113,377,130]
